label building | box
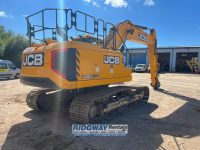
[127,46,200,72]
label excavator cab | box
[20,8,160,123]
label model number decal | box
[81,74,99,79]
[138,33,147,42]
[104,56,120,65]
[23,53,44,66]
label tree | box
[0,25,29,68]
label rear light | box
[51,48,77,81]
[51,48,68,79]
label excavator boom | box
[105,20,160,89]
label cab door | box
[8,63,16,77]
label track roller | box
[69,86,149,123]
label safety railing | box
[26,8,116,49]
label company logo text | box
[23,53,44,66]
[104,56,120,65]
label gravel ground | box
[0,73,200,150]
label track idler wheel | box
[26,89,54,111]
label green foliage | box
[0,25,29,68]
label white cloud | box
[0,11,8,18]
[104,0,128,8]
[93,1,100,7]
[83,0,128,8]
[0,11,13,18]
[83,0,100,8]
[83,0,91,2]
[144,0,155,6]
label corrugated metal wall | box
[130,53,146,67]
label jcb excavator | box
[20,8,160,123]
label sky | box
[0,0,200,48]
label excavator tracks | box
[69,86,149,123]
[26,88,58,111]
[26,86,149,123]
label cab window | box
[0,63,8,69]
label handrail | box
[26,8,115,49]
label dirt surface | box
[0,73,200,150]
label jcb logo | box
[138,33,147,42]
[104,55,120,65]
[23,53,44,66]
